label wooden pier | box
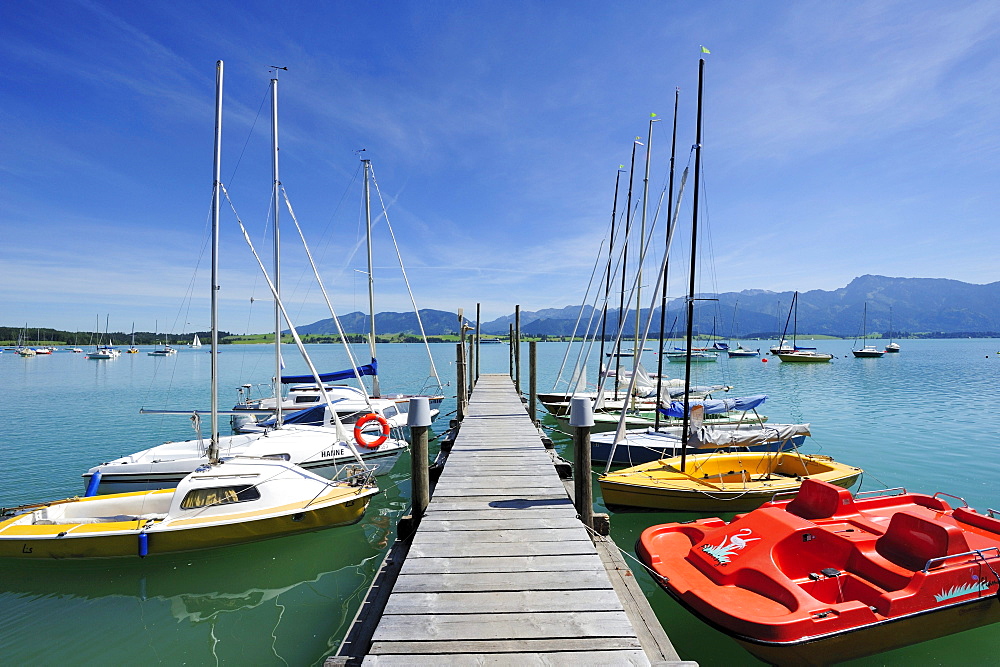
[334,374,689,665]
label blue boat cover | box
[256,399,347,427]
[280,358,377,385]
[713,342,729,350]
[660,393,767,417]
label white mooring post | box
[408,396,432,521]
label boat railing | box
[921,547,1000,573]
[932,491,970,508]
[989,508,999,519]
[854,487,908,499]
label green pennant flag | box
[650,112,657,118]
[701,45,711,54]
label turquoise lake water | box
[1,339,998,664]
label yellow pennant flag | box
[650,112,657,118]
[701,45,711,54]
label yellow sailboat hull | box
[0,486,375,559]
[599,451,862,512]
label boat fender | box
[138,532,148,558]
[354,413,390,449]
[84,470,102,497]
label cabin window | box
[383,405,398,419]
[180,484,261,510]
[294,396,321,404]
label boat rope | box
[369,165,444,392]
[225,185,371,469]
[279,185,377,414]
[584,526,669,585]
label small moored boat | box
[637,479,1000,665]
[599,448,861,512]
[0,458,377,559]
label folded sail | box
[281,358,378,384]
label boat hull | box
[0,486,375,559]
[776,352,833,363]
[600,453,861,512]
[730,595,1000,666]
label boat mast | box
[655,89,679,431]
[208,60,223,462]
[362,158,381,397]
[271,72,283,426]
[600,169,625,383]
[636,119,656,355]
[615,140,642,399]
[680,58,706,473]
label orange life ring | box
[354,413,390,449]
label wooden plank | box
[418,512,580,525]
[366,638,644,656]
[362,649,650,666]
[382,589,625,615]
[430,486,568,497]
[420,519,589,543]
[370,610,638,642]
[420,498,577,512]
[397,553,606,575]
[391,570,614,593]
[405,540,596,558]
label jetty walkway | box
[334,374,688,665]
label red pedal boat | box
[637,479,1000,665]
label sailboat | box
[775,292,833,362]
[885,306,901,353]
[189,333,203,348]
[148,324,177,356]
[598,58,861,512]
[1,62,378,559]
[84,65,401,494]
[852,302,885,358]
[126,323,139,353]
[726,303,759,357]
[87,316,121,359]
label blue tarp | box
[280,358,377,385]
[659,394,767,418]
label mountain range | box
[293,275,1000,338]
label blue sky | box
[3,1,998,335]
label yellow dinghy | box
[599,450,862,513]
[0,458,377,559]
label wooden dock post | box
[514,304,521,395]
[570,396,595,532]
[528,340,537,423]
[408,397,432,521]
[456,342,466,421]
[475,302,481,382]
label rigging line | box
[220,185,268,385]
[229,188,371,466]
[225,85,270,188]
[550,234,608,394]
[280,185,376,411]
[603,155,693,472]
[314,162,363,281]
[369,164,443,389]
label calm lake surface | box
[1,339,998,664]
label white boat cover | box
[689,423,811,449]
